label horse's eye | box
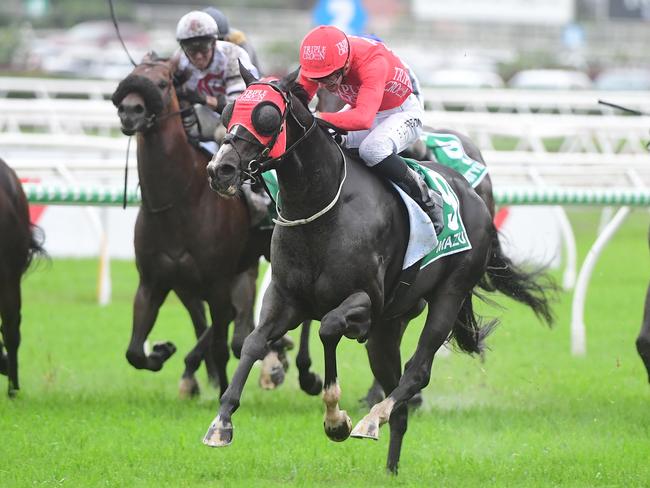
[158,80,168,89]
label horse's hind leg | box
[230,265,258,359]
[352,290,466,473]
[125,281,173,372]
[364,320,410,475]
[295,320,322,395]
[175,291,219,390]
[636,282,650,383]
[361,299,427,408]
[0,276,22,397]
[204,288,237,397]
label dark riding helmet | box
[203,7,230,40]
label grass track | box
[1,209,649,486]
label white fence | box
[2,77,649,357]
[2,76,649,114]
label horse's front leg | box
[0,276,22,397]
[319,291,372,442]
[125,281,173,372]
[203,283,305,447]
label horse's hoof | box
[299,372,323,396]
[7,388,18,399]
[203,416,233,447]
[179,377,200,399]
[259,351,285,390]
[324,411,352,442]
[350,416,380,440]
[151,341,177,361]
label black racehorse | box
[637,226,650,382]
[203,65,553,473]
[319,89,498,409]
[112,52,286,398]
[0,158,45,397]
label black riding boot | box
[373,153,444,235]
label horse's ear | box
[238,60,258,86]
[279,67,300,91]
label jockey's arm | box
[298,74,320,102]
[205,94,227,112]
[223,42,257,103]
[318,57,388,131]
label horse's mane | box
[287,81,310,109]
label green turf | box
[1,209,649,486]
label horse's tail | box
[25,222,47,271]
[450,293,498,355]
[479,227,556,326]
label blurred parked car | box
[50,21,149,49]
[508,69,592,90]
[423,68,505,88]
[594,68,650,91]
[25,21,150,77]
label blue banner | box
[312,0,368,35]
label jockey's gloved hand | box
[214,94,228,113]
[315,117,346,145]
[178,87,207,105]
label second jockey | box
[172,10,258,143]
[298,25,443,234]
[173,10,269,225]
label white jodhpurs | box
[344,93,423,166]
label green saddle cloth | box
[404,159,472,268]
[422,132,488,189]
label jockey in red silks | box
[298,25,443,234]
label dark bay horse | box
[0,158,45,396]
[112,52,277,397]
[203,66,553,473]
[637,225,650,382]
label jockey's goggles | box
[181,38,214,56]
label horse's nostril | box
[206,163,217,179]
[134,105,145,114]
[217,164,237,179]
